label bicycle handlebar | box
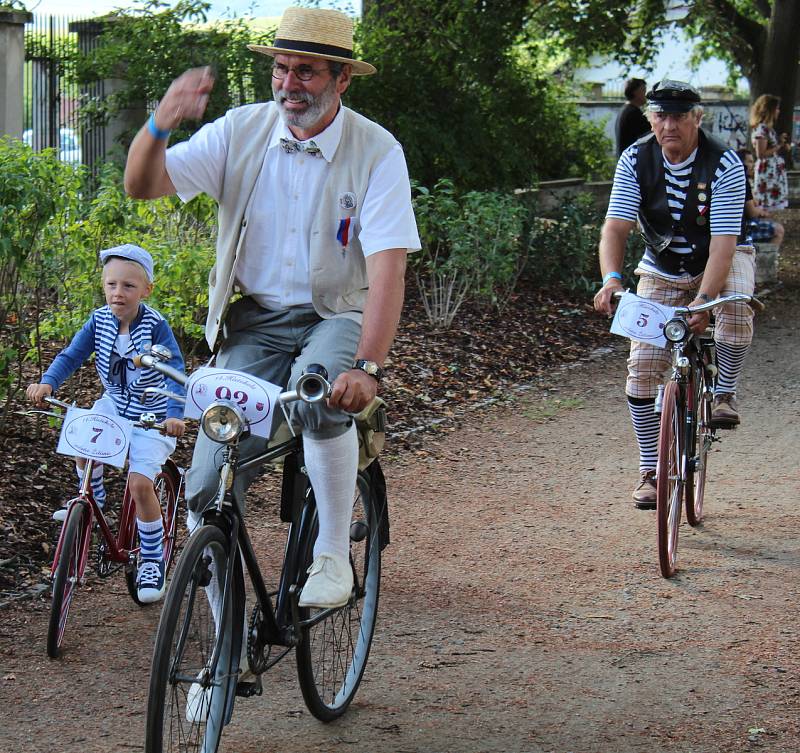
[19,396,169,433]
[611,290,763,315]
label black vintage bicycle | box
[654,293,755,577]
[139,348,387,753]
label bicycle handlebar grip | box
[132,353,188,386]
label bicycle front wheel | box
[686,362,713,526]
[124,463,181,606]
[47,500,90,658]
[296,470,382,721]
[657,381,684,578]
[145,523,239,753]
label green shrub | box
[412,179,526,329]
[0,137,85,424]
[524,195,643,294]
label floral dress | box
[751,123,788,209]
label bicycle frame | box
[197,433,339,665]
[49,456,184,582]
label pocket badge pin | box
[339,192,357,211]
[698,192,707,203]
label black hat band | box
[272,38,354,60]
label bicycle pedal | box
[235,677,262,698]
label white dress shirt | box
[166,104,420,310]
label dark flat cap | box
[646,79,701,113]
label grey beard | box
[274,79,338,130]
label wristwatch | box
[353,359,384,382]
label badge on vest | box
[697,192,707,203]
[339,192,357,211]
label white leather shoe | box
[298,553,353,609]
[186,670,212,724]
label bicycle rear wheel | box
[146,523,239,753]
[47,500,90,658]
[124,463,180,606]
[296,470,382,721]
[656,381,683,578]
[686,361,713,526]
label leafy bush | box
[0,137,85,425]
[412,179,526,329]
[525,195,643,294]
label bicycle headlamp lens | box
[664,319,688,342]
[201,401,245,443]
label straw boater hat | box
[247,7,376,76]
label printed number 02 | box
[215,386,249,406]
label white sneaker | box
[298,553,353,609]
[186,671,212,724]
[136,559,166,604]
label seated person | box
[737,148,785,245]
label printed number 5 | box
[637,312,650,328]
[91,427,103,444]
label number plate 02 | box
[184,367,283,439]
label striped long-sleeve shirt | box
[41,303,185,420]
[607,140,746,279]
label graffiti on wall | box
[702,105,749,149]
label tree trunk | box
[753,0,800,137]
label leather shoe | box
[632,470,657,510]
[711,393,739,429]
[298,553,353,609]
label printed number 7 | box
[90,427,103,444]
[637,312,650,328]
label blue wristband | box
[602,271,623,286]
[147,113,171,140]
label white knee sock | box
[303,424,358,562]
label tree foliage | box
[73,0,275,149]
[529,0,800,136]
[350,0,612,190]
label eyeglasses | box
[271,62,331,82]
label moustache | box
[276,90,313,105]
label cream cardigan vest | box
[205,102,398,349]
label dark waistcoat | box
[635,130,743,276]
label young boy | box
[27,244,186,604]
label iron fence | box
[23,13,105,176]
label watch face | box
[365,362,378,375]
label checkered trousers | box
[626,247,755,399]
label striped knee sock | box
[137,517,164,562]
[76,464,106,508]
[627,396,659,472]
[715,342,749,396]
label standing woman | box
[750,94,789,210]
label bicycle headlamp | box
[664,319,689,342]
[201,400,246,443]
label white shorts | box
[92,396,176,481]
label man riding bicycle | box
[124,6,420,607]
[593,80,754,510]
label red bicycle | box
[29,396,183,658]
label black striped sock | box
[715,342,749,396]
[627,396,659,472]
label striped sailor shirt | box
[607,138,746,279]
[41,304,185,421]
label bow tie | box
[280,137,321,156]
